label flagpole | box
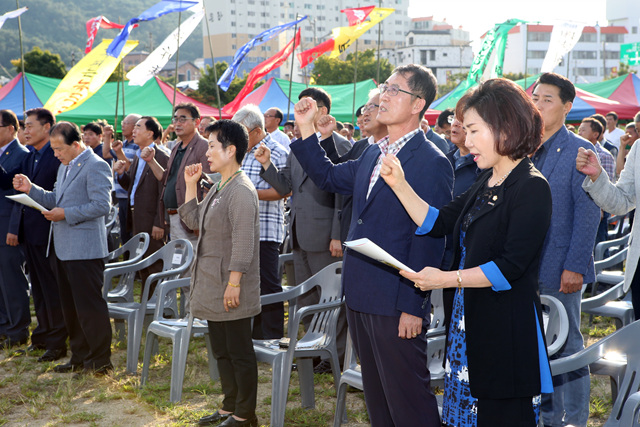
[16,0,26,115]
[203,2,222,119]
[524,23,528,89]
[352,39,359,126]
[286,15,300,122]
[115,76,120,135]
[121,61,126,118]
[376,0,382,83]
[171,10,183,114]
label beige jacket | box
[178,172,261,321]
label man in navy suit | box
[0,110,31,349]
[532,73,600,427]
[283,64,452,426]
[0,108,67,362]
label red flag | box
[340,6,375,26]
[297,38,335,68]
[85,16,133,53]
[224,29,301,116]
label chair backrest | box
[104,203,117,229]
[152,277,192,321]
[540,295,569,357]
[608,214,630,241]
[595,246,629,275]
[139,239,194,302]
[551,321,640,426]
[105,232,150,266]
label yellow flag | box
[329,7,394,58]
[44,39,138,115]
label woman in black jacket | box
[380,78,553,427]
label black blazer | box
[429,157,552,399]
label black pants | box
[25,243,67,350]
[0,244,30,342]
[208,318,257,419]
[630,264,640,320]
[252,241,284,339]
[52,257,111,369]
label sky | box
[408,0,608,43]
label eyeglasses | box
[172,116,195,124]
[379,83,422,99]
[363,104,380,113]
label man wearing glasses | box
[287,64,452,426]
[263,107,291,153]
[143,102,211,252]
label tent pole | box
[16,0,26,115]
[203,1,223,119]
[352,39,359,127]
[171,11,183,115]
[121,61,126,118]
[114,77,120,135]
[286,15,300,121]
[376,0,382,84]
[524,23,528,89]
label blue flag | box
[107,0,198,57]
[217,15,307,91]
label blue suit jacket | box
[290,131,453,318]
[0,140,30,241]
[536,126,600,288]
[29,149,112,261]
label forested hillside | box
[0,0,202,78]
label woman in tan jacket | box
[179,119,260,427]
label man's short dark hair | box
[392,64,438,117]
[0,110,19,133]
[141,116,163,140]
[173,102,201,120]
[299,87,332,113]
[590,114,607,134]
[83,122,103,135]
[18,120,24,130]
[533,72,576,104]
[50,122,81,146]
[283,121,294,128]
[271,107,283,124]
[206,119,249,164]
[582,117,603,138]
[606,111,619,122]
[344,122,354,132]
[437,109,454,128]
[335,121,344,131]
[355,105,364,118]
[462,78,543,160]
[25,108,55,127]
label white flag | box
[126,9,204,86]
[0,7,28,30]
[541,21,584,73]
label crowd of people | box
[0,64,639,427]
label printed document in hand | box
[344,238,415,273]
[6,194,46,212]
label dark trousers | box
[117,197,131,245]
[252,241,284,339]
[0,245,30,341]
[52,257,112,369]
[346,306,441,427]
[630,265,640,320]
[24,243,67,350]
[208,318,257,419]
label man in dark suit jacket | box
[115,116,169,293]
[286,65,453,426]
[532,73,600,427]
[15,121,113,375]
[0,108,67,362]
[0,110,31,349]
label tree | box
[11,46,67,78]
[310,49,394,85]
[193,62,264,107]
[608,62,637,79]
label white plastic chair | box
[540,294,569,357]
[103,232,150,302]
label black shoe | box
[38,348,67,362]
[53,362,83,373]
[0,337,27,350]
[27,344,46,352]
[313,359,333,374]
[218,415,258,427]
[73,363,114,379]
[198,411,232,426]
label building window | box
[527,32,551,42]
[526,50,546,59]
[231,22,236,26]
[527,67,540,75]
[187,70,191,80]
[248,23,256,27]
[633,26,638,34]
[304,3,312,9]
[261,12,269,17]
[604,51,620,59]
[248,11,255,16]
[574,50,597,59]
[578,33,597,42]
[603,67,616,76]
[408,37,413,45]
[576,67,598,76]
[232,33,236,38]
[230,10,235,15]
[420,50,427,64]
[603,33,623,43]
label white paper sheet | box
[344,238,416,273]
[6,194,46,212]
